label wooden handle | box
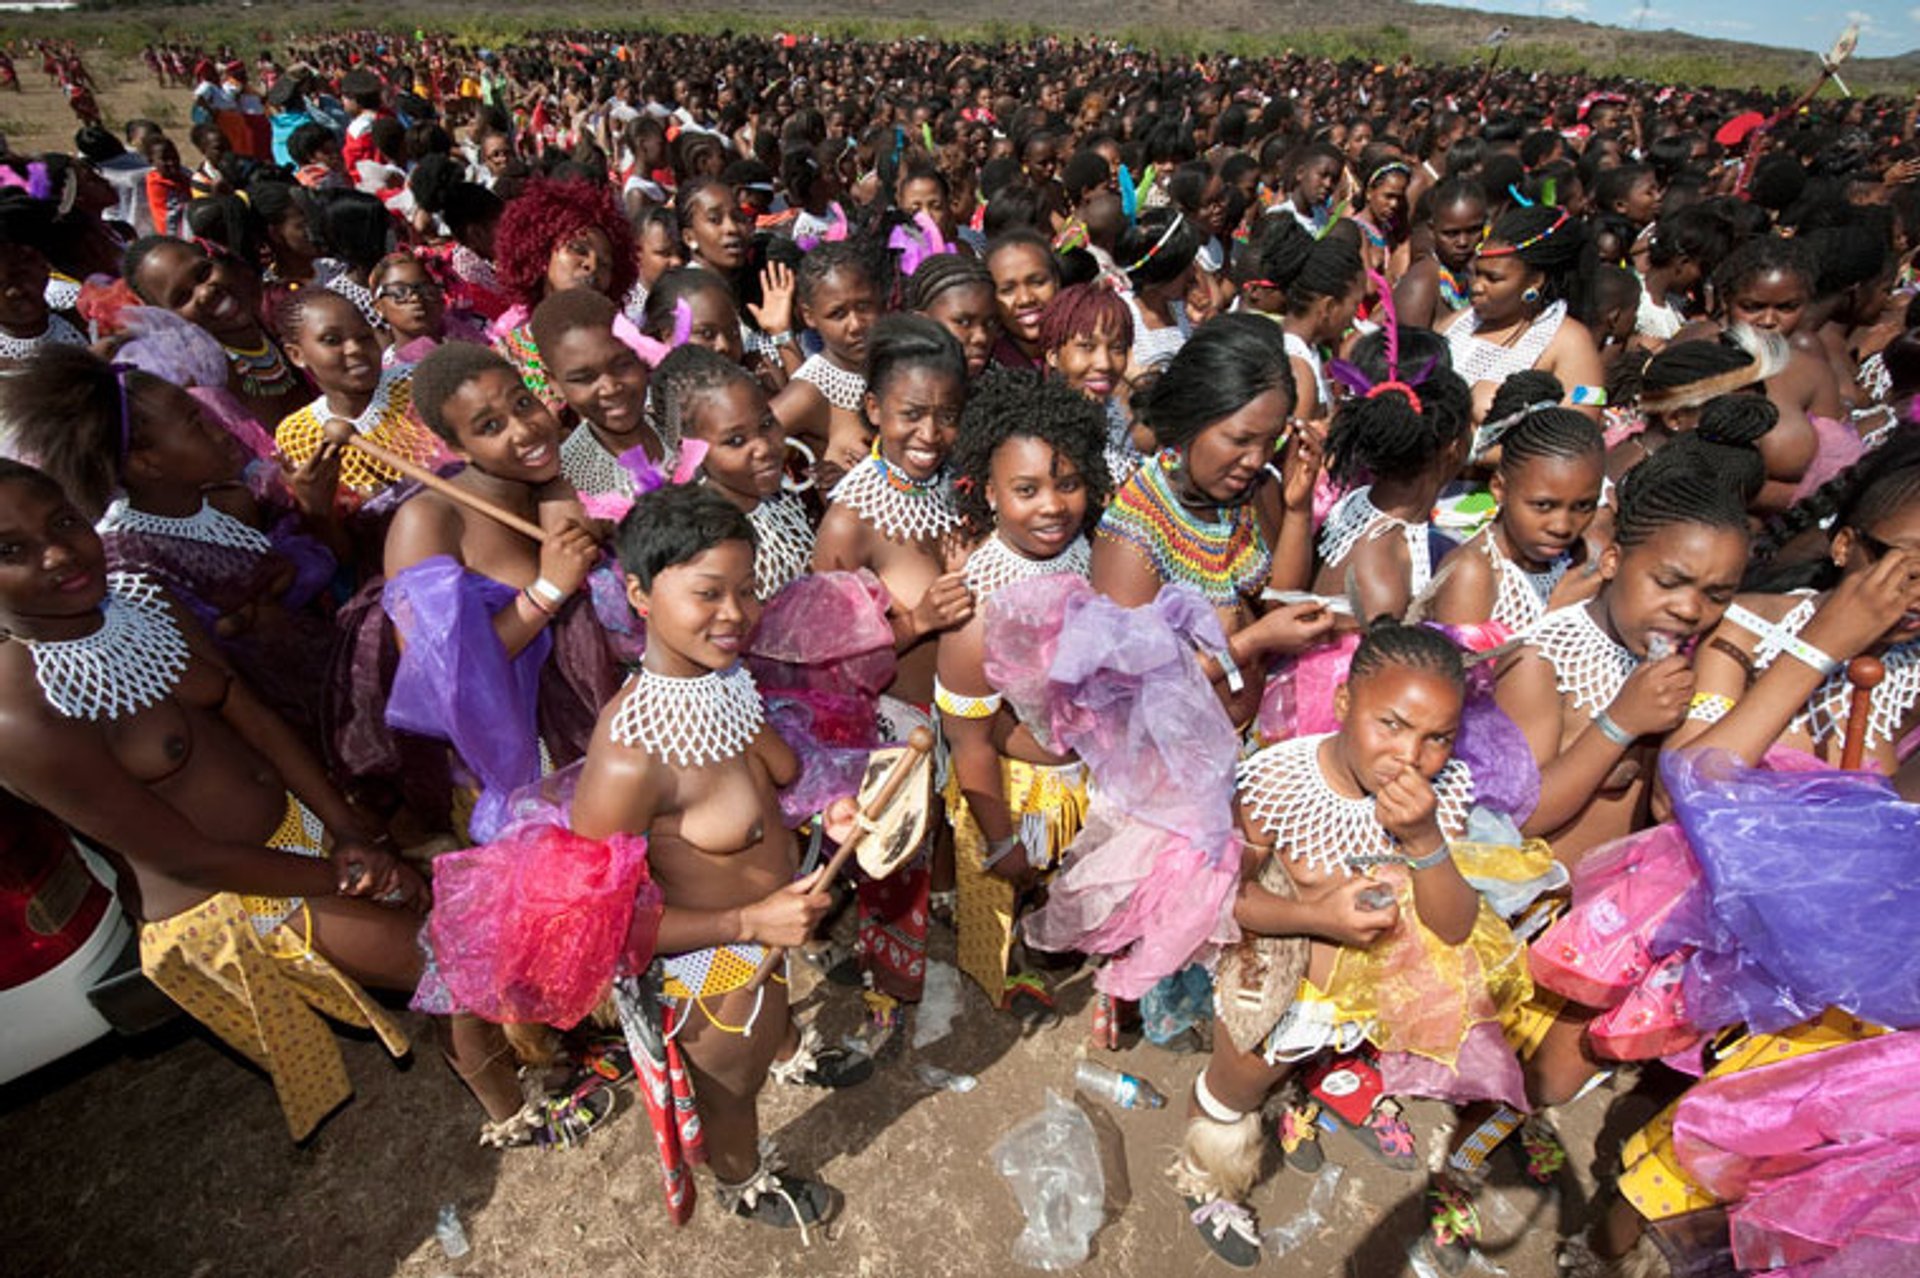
[320,418,549,542]
[1839,655,1886,772]
[744,726,937,992]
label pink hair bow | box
[618,438,708,495]
[611,311,671,367]
[0,161,53,201]
[888,210,951,278]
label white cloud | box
[1543,0,1588,13]
[1844,8,1876,29]
[1910,6,1920,24]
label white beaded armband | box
[933,677,1003,720]
[1687,692,1736,725]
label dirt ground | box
[2,901,1677,1278]
[0,37,1674,1278]
[0,48,192,157]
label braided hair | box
[1650,395,1776,508]
[866,312,967,400]
[1348,618,1467,692]
[1493,373,1604,478]
[1749,430,1920,587]
[1326,327,1471,485]
[908,252,992,314]
[1115,205,1202,290]
[1612,446,1751,551]
[1036,282,1130,352]
[794,239,879,310]
[1278,235,1364,320]
[646,343,761,449]
[271,284,366,345]
[948,367,1110,538]
[1481,205,1588,316]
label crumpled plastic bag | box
[992,1091,1106,1270]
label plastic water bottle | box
[435,1203,471,1259]
[1074,1059,1166,1109]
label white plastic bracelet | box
[527,576,567,608]
[1779,633,1841,678]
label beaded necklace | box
[1728,597,1920,752]
[1436,265,1470,312]
[1237,733,1474,878]
[222,336,299,399]
[1096,452,1271,606]
[0,313,86,360]
[1481,531,1569,633]
[608,663,764,768]
[963,531,1092,602]
[1524,602,1641,716]
[792,353,867,413]
[15,574,189,721]
[828,449,961,544]
[745,492,816,599]
[97,497,273,556]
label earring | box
[1521,286,1542,305]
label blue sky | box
[1420,0,1919,57]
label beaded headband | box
[1476,209,1569,259]
[1366,161,1412,189]
[1122,211,1185,274]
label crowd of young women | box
[2,24,1918,1274]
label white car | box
[0,798,139,1087]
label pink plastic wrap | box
[1673,1032,1920,1275]
[746,568,897,697]
[1530,823,1703,1009]
[1382,1020,1529,1111]
[1587,950,1702,1061]
[418,821,661,1027]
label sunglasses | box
[375,281,442,302]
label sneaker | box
[1185,1195,1262,1269]
[479,1086,616,1150]
[1279,1101,1326,1173]
[1341,1098,1419,1170]
[719,1165,840,1233]
[768,1026,875,1090]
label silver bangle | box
[1591,710,1636,748]
[1212,646,1245,694]
[1406,842,1453,872]
[984,834,1021,866]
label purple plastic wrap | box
[1381,1020,1529,1111]
[746,569,897,697]
[986,577,1243,997]
[384,555,550,842]
[1658,749,1920,1035]
[1672,1031,1920,1275]
[415,820,662,1027]
[764,694,879,826]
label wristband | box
[1591,709,1636,748]
[983,833,1021,866]
[1406,842,1453,872]
[768,329,796,348]
[528,576,568,608]
[523,586,560,618]
[1211,646,1246,694]
[1779,633,1841,678]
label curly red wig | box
[491,178,638,310]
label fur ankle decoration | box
[1170,1111,1262,1202]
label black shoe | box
[1185,1195,1262,1269]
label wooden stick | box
[1839,655,1886,772]
[744,726,936,993]
[319,417,548,541]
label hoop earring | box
[1521,286,1542,305]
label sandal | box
[478,1086,616,1151]
[1185,1195,1262,1269]
[1003,972,1060,1030]
[1417,1178,1483,1276]
[716,1147,840,1242]
[928,888,957,930]
[1340,1098,1419,1171]
[768,1025,875,1090]
[1518,1115,1568,1185]
[1279,1100,1326,1173]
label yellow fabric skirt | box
[1618,1008,1887,1223]
[140,890,409,1141]
[945,759,1088,1003]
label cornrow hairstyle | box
[1347,618,1467,692]
[1114,205,1202,290]
[1280,235,1364,318]
[640,266,736,342]
[908,252,992,314]
[1636,334,1768,416]
[411,342,518,444]
[528,286,619,358]
[645,342,761,449]
[948,367,1111,538]
[271,284,367,345]
[614,481,756,592]
[1482,205,1588,314]
[1490,368,1601,477]
[1036,282,1131,354]
[0,345,147,518]
[1712,235,1816,312]
[1749,430,1920,585]
[1487,369,1566,424]
[1136,313,1294,451]
[1611,449,1751,551]
[1325,326,1471,485]
[491,177,639,310]
[794,239,877,309]
[630,204,681,254]
[865,312,967,401]
[1653,394,1776,507]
